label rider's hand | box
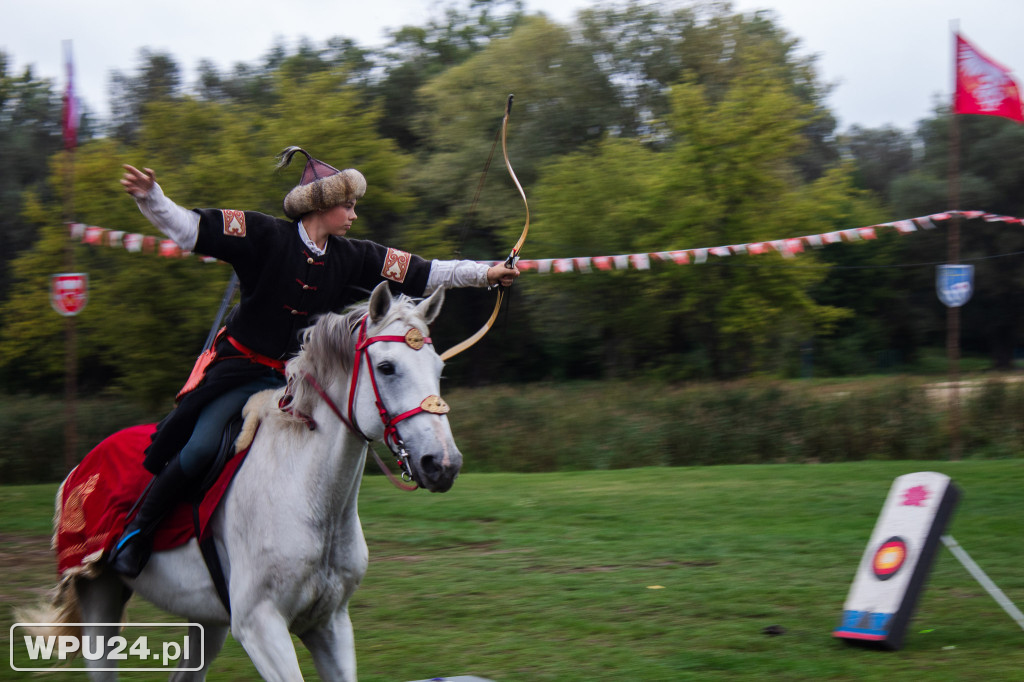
[120,164,157,198]
[486,262,520,287]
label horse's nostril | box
[420,454,441,480]
[417,454,459,492]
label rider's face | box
[323,201,357,237]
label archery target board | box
[834,471,960,650]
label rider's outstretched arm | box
[121,164,199,250]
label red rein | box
[280,316,450,491]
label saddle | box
[177,395,269,612]
[187,415,245,611]
[54,393,270,594]
[194,415,244,499]
[157,391,271,611]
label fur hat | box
[277,146,366,220]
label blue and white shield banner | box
[936,264,974,308]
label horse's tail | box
[15,477,84,638]
[15,575,84,639]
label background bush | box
[5,375,1017,483]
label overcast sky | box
[5,0,1024,133]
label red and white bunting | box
[68,210,1022,273]
[124,233,143,252]
[630,253,651,270]
[159,240,181,258]
[83,226,105,245]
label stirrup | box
[109,527,153,578]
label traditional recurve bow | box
[440,94,529,362]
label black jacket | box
[143,208,432,473]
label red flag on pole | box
[61,40,79,149]
[954,33,1024,122]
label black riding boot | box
[109,457,194,577]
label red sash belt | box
[176,330,286,402]
[225,335,287,373]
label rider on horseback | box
[110,148,520,577]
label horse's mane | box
[280,293,428,427]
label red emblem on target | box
[51,273,88,316]
[901,485,930,507]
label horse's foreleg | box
[231,601,304,682]
[167,624,228,682]
[299,607,357,682]
[75,569,131,682]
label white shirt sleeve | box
[425,259,491,294]
[134,182,200,250]
[134,186,489,290]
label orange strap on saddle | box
[175,329,286,402]
[176,329,225,402]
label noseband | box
[282,314,450,490]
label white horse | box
[22,282,463,681]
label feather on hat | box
[277,146,366,220]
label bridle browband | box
[280,314,450,491]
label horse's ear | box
[416,287,445,326]
[368,281,393,323]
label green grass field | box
[3,461,1023,680]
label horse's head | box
[357,283,462,492]
[287,282,463,492]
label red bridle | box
[285,314,450,490]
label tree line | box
[2,0,1023,411]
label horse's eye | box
[377,361,396,376]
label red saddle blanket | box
[55,423,248,577]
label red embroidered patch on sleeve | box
[222,210,246,237]
[381,247,411,283]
